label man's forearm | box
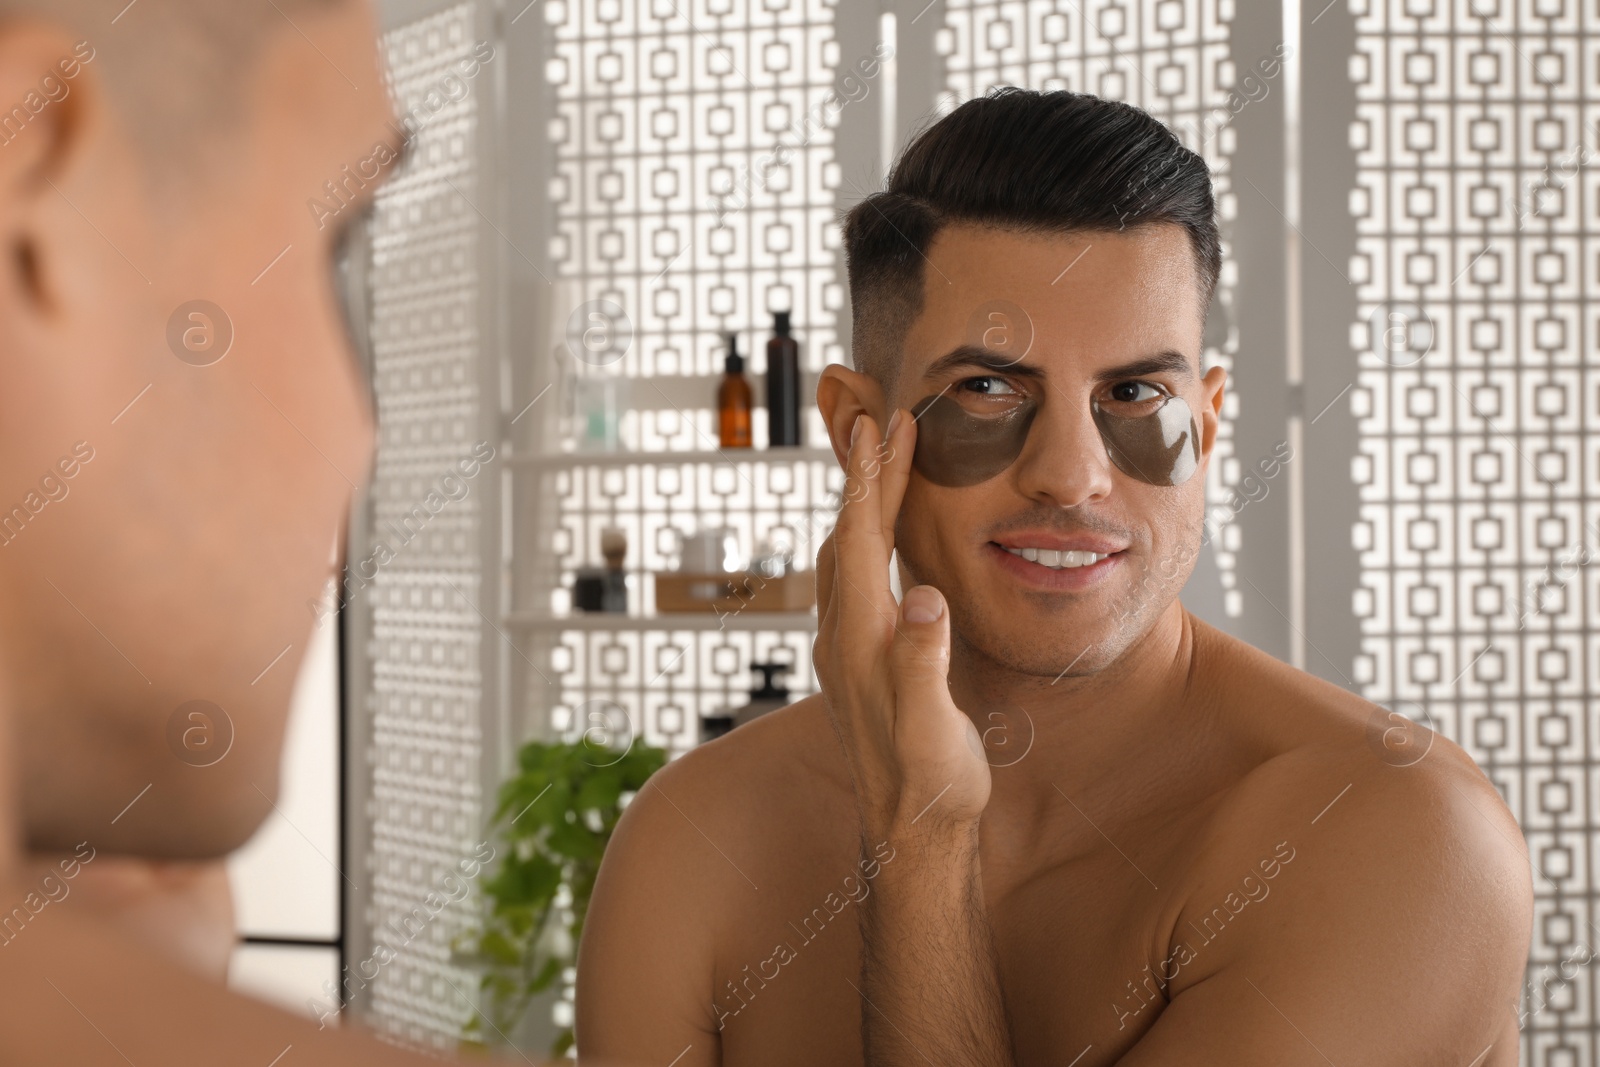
[858,827,1015,1066]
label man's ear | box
[816,364,885,470]
[0,23,101,318]
[1199,364,1227,459]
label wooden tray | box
[653,570,816,614]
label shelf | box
[510,445,839,470]
[502,610,818,631]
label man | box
[577,89,1534,1065]
[0,2,554,1063]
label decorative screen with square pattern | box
[511,0,851,775]
[355,2,487,1049]
[1347,0,1600,1056]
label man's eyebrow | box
[1094,351,1196,382]
[920,345,1197,382]
[921,345,1047,380]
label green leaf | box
[545,817,603,862]
[484,973,519,1001]
[526,955,564,993]
[460,738,669,1060]
[479,929,521,966]
[518,741,553,773]
[573,771,623,813]
[483,853,562,907]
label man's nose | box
[1009,393,1116,508]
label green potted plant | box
[455,733,667,1059]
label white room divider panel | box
[1332,0,1600,1059]
[344,0,505,1050]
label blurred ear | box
[1199,364,1226,458]
[816,364,885,470]
[0,25,101,320]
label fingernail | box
[886,408,902,438]
[902,585,943,624]
[849,414,862,450]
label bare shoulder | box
[1184,616,1527,864]
[1182,615,1530,903]
[1138,618,1533,1058]
[591,691,853,910]
[576,694,856,1061]
[630,693,853,839]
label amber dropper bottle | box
[718,331,753,448]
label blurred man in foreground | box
[0,1,546,1062]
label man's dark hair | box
[843,87,1221,389]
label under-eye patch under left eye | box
[1090,393,1201,487]
[909,392,1038,488]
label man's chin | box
[23,761,280,861]
[905,562,1156,677]
[950,619,1127,682]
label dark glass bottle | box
[766,311,802,447]
[718,332,753,448]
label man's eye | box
[1108,381,1164,404]
[958,376,1018,396]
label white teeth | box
[1003,546,1107,569]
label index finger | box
[833,412,902,638]
[874,406,916,562]
[815,528,837,636]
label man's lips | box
[984,540,1126,588]
[990,532,1129,555]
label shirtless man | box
[577,89,1535,1065]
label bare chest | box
[713,841,1179,1067]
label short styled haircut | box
[842,87,1221,389]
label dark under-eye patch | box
[909,391,1038,487]
[908,389,1202,488]
[1090,394,1201,487]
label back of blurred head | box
[0,0,393,858]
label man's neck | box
[943,601,1202,839]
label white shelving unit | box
[509,442,841,756]
[495,0,867,760]
[504,611,818,631]
[508,444,837,470]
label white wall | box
[225,607,341,1018]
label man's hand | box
[815,409,1018,1066]
[814,409,991,842]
